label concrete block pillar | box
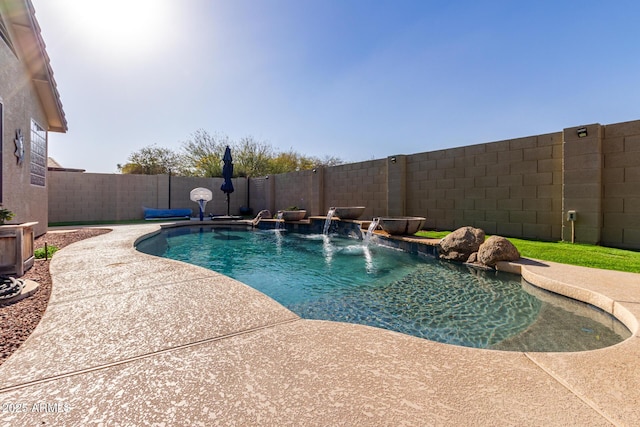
[562,124,603,244]
[265,175,276,214]
[311,167,324,216]
[387,155,407,217]
[158,174,169,209]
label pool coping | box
[0,223,638,425]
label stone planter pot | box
[0,222,37,277]
[280,210,307,221]
[331,206,366,220]
[376,217,426,235]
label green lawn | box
[415,231,640,273]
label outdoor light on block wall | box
[577,127,588,138]
[567,210,577,244]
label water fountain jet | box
[364,218,380,244]
[323,208,336,235]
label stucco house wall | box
[0,0,67,236]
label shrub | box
[34,245,58,259]
[0,206,14,225]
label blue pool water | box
[137,227,631,351]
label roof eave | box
[7,0,67,133]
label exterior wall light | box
[577,127,588,138]
[390,156,397,163]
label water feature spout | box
[364,218,380,244]
[323,208,336,235]
[275,211,284,231]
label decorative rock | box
[438,226,485,262]
[477,235,521,267]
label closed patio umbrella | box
[221,145,234,216]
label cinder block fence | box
[49,119,640,249]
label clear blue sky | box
[32,0,640,173]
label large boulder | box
[477,235,520,267]
[438,226,485,262]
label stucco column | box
[562,124,603,244]
[386,155,407,217]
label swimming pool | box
[137,226,631,351]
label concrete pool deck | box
[0,224,638,426]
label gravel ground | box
[0,228,110,365]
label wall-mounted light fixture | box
[390,156,397,164]
[567,210,577,243]
[577,127,588,138]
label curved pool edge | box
[142,224,634,351]
[140,222,640,346]
[1,223,639,425]
[497,259,640,337]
